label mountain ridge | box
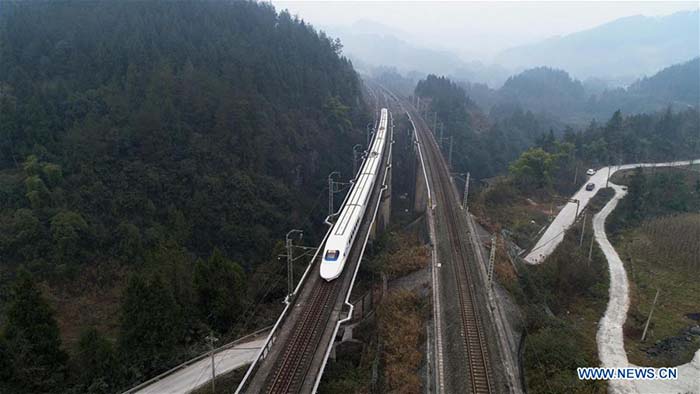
[495,10,699,82]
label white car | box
[586,168,596,176]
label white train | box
[320,108,389,281]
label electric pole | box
[487,236,497,299]
[285,229,303,298]
[448,135,453,169]
[579,213,586,248]
[570,198,580,219]
[352,144,362,177]
[328,171,340,217]
[206,332,218,393]
[463,172,470,210]
[641,289,660,342]
[366,123,373,148]
[588,232,595,264]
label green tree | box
[25,175,51,209]
[115,221,142,260]
[118,274,184,379]
[3,269,68,392]
[194,248,246,332]
[74,327,119,394]
[41,162,63,187]
[50,210,89,262]
[22,155,41,177]
[509,147,555,190]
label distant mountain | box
[465,60,699,124]
[628,57,700,104]
[495,10,699,81]
[498,67,586,117]
[324,20,511,87]
[588,57,700,116]
[325,20,463,75]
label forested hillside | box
[416,74,700,187]
[415,75,557,178]
[0,1,367,392]
[499,67,586,117]
[505,108,700,199]
[462,61,700,124]
[624,57,700,106]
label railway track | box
[414,109,493,393]
[263,279,339,393]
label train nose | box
[320,261,342,281]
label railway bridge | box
[236,98,395,394]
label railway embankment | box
[472,177,614,393]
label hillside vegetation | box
[608,167,700,366]
[463,60,700,124]
[0,1,367,393]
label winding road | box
[525,159,700,264]
[594,182,700,394]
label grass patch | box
[367,231,429,281]
[607,167,700,366]
[478,181,615,393]
[472,180,565,248]
[519,215,609,394]
[377,290,427,393]
[617,213,700,366]
[319,289,428,394]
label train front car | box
[320,237,347,281]
[319,108,388,282]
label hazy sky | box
[271,1,698,60]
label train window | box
[324,250,340,261]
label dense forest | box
[0,1,368,392]
[460,59,700,124]
[507,107,700,197]
[414,74,560,179]
[415,74,699,191]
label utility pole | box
[463,172,470,210]
[579,213,587,248]
[588,232,595,264]
[641,289,660,342]
[285,229,303,298]
[448,136,453,169]
[606,165,611,188]
[366,123,373,148]
[570,198,580,219]
[206,332,218,393]
[573,163,578,186]
[352,144,362,177]
[328,171,340,217]
[487,236,497,299]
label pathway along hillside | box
[525,159,700,264]
[594,182,700,394]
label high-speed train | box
[320,108,389,281]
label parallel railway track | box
[413,108,493,393]
[263,279,339,393]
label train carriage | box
[320,108,388,281]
